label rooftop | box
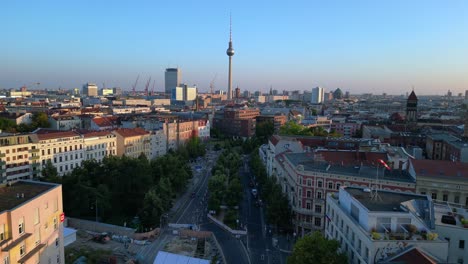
[283,152,415,183]
[0,181,58,212]
[345,187,428,212]
[34,129,81,141]
[411,159,468,179]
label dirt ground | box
[66,229,214,263]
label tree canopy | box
[279,121,341,137]
[288,231,347,264]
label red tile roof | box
[270,135,280,146]
[79,130,114,138]
[35,129,80,140]
[113,128,149,138]
[92,116,119,127]
[317,150,387,166]
[411,159,468,178]
[390,248,437,264]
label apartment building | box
[0,134,41,183]
[81,131,117,162]
[411,159,468,207]
[325,187,448,263]
[149,129,167,160]
[212,107,260,138]
[274,151,416,236]
[0,180,64,264]
[30,129,85,176]
[112,128,151,158]
[433,202,468,264]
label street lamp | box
[90,199,98,222]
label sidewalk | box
[272,233,294,253]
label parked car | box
[251,188,258,198]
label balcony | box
[28,148,40,153]
[17,243,46,263]
[2,233,32,251]
[29,156,40,161]
[0,153,5,158]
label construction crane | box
[209,74,217,95]
[144,77,151,97]
[132,75,140,96]
[151,80,156,96]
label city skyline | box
[2,1,468,95]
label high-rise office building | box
[171,84,197,102]
[82,83,98,97]
[165,68,181,95]
[311,87,324,104]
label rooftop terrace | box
[346,187,428,212]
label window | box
[35,229,40,245]
[55,237,59,247]
[314,217,321,227]
[454,196,460,204]
[0,224,5,241]
[421,191,426,195]
[307,179,312,187]
[317,181,323,188]
[34,207,40,224]
[19,218,24,235]
[328,182,333,189]
[460,240,465,249]
[443,194,448,202]
[431,193,437,200]
[317,191,322,199]
[57,254,60,264]
[306,202,311,210]
[53,217,58,230]
[336,183,341,190]
[315,205,322,213]
[19,243,25,256]
[306,191,311,198]
[3,256,9,264]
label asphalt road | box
[240,154,287,264]
[172,149,250,264]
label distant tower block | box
[406,90,418,123]
[235,86,240,99]
[226,15,235,100]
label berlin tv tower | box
[226,15,235,100]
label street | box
[239,154,290,264]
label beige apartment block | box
[0,181,64,264]
[29,129,85,176]
[112,128,151,158]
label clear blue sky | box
[2,0,468,95]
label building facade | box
[311,87,324,104]
[273,151,416,236]
[0,180,64,264]
[82,83,98,97]
[82,131,117,162]
[0,134,40,183]
[30,130,85,176]
[112,128,151,158]
[325,187,448,263]
[165,68,181,95]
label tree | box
[32,112,50,128]
[41,160,60,182]
[256,120,274,143]
[288,231,347,264]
